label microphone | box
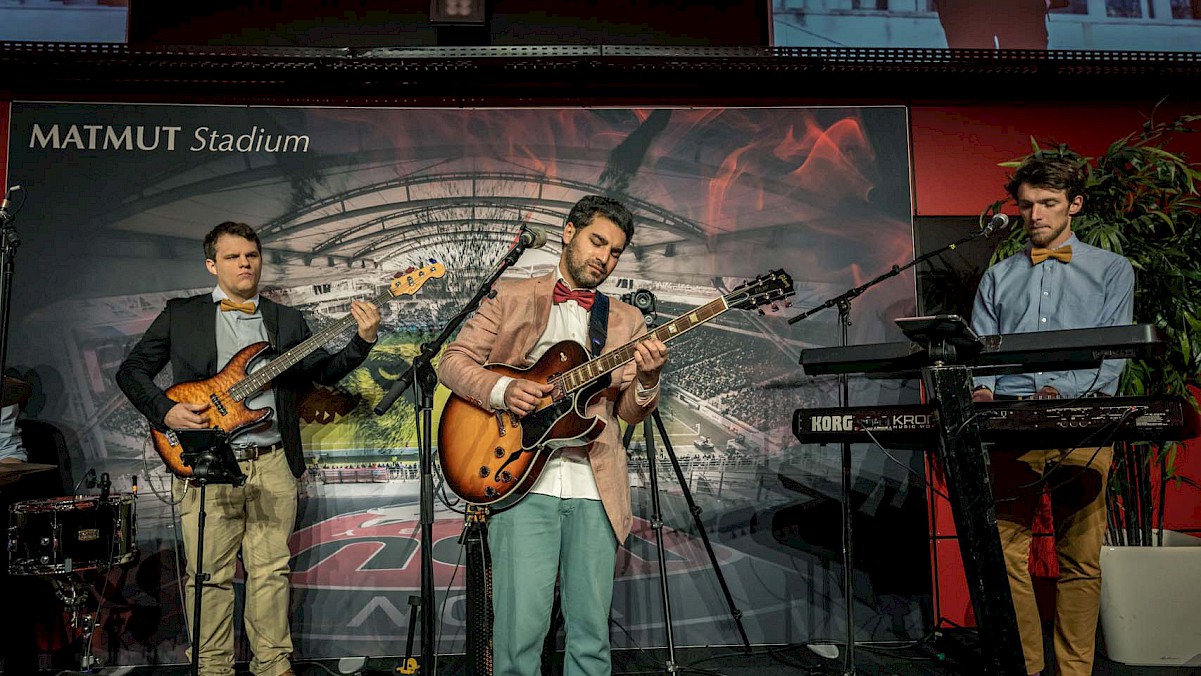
[518,227,548,249]
[980,213,1010,237]
[0,185,20,222]
[373,360,415,416]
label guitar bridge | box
[494,411,506,437]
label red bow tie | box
[553,280,596,311]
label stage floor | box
[43,636,1200,675]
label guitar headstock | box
[725,269,795,312]
[389,259,447,297]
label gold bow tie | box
[1030,245,1072,265]
[219,299,256,314]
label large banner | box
[4,103,922,666]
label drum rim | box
[10,493,137,512]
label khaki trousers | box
[175,448,298,676]
[991,444,1113,676]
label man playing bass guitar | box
[116,221,379,676]
[437,195,668,676]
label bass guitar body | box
[437,340,608,509]
[151,341,274,477]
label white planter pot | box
[1100,530,1201,666]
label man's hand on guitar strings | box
[633,338,668,389]
[164,401,211,429]
[504,379,554,417]
[350,300,382,343]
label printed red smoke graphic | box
[289,507,736,591]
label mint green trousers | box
[488,494,619,676]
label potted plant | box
[986,112,1201,666]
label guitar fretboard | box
[555,295,730,393]
[228,287,396,401]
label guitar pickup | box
[210,393,227,416]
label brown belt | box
[231,442,283,461]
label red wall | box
[912,104,1201,217]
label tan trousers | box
[175,448,298,676]
[991,445,1113,676]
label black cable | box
[861,428,953,502]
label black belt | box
[231,442,283,461]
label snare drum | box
[8,494,137,575]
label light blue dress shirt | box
[971,233,1135,398]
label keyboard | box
[793,395,1199,449]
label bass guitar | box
[438,269,794,508]
[152,260,446,477]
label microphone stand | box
[373,226,545,670]
[0,189,21,380]
[786,220,1002,674]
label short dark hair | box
[565,195,635,244]
[1006,153,1087,205]
[204,221,261,261]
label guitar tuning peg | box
[785,300,793,308]
[770,303,779,312]
[757,308,765,316]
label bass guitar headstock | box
[390,259,447,297]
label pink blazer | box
[437,272,658,542]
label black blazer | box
[115,293,373,478]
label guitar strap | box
[589,292,610,385]
[588,291,609,357]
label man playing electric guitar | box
[437,195,668,676]
[116,221,379,676]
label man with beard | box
[970,154,1134,676]
[438,194,667,675]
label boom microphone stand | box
[374,225,548,670]
[784,214,1009,674]
[620,292,751,672]
[0,185,24,380]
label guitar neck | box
[232,288,394,400]
[557,295,730,393]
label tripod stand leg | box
[650,412,753,653]
[640,415,679,672]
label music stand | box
[894,314,984,360]
[175,429,245,676]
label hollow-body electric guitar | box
[151,261,446,477]
[437,269,794,508]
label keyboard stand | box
[923,364,1025,676]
